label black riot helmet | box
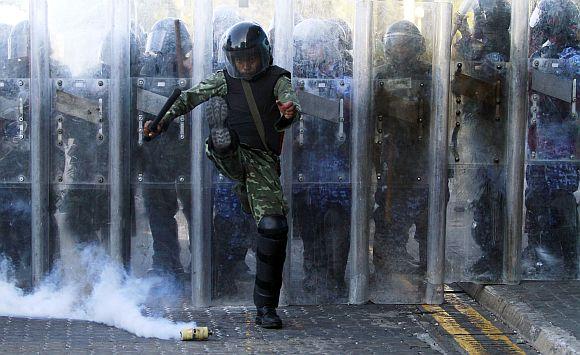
[8,20,29,60]
[222,21,272,80]
[383,20,426,65]
[145,18,193,58]
[530,0,579,46]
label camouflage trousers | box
[206,140,288,225]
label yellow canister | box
[180,326,212,341]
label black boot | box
[255,306,283,329]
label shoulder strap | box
[240,79,269,151]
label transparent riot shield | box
[208,1,274,305]
[289,10,354,304]
[129,3,194,291]
[523,0,580,280]
[131,78,192,277]
[0,3,32,288]
[445,0,511,283]
[369,2,438,303]
[47,0,112,255]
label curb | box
[460,282,580,355]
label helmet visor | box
[224,46,270,80]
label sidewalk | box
[461,281,580,355]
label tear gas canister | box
[180,326,212,341]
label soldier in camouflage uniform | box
[144,22,300,329]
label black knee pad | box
[257,215,288,236]
[256,215,288,268]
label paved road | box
[462,281,580,354]
[0,289,537,354]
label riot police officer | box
[292,18,352,301]
[0,20,64,285]
[55,20,142,252]
[451,0,510,280]
[524,0,579,278]
[145,21,301,329]
[372,20,431,276]
[138,18,193,276]
[0,20,68,285]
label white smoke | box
[0,245,195,340]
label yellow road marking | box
[447,294,525,354]
[422,304,487,354]
[244,309,253,352]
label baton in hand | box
[144,88,182,142]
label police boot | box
[207,97,235,155]
[254,215,288,329]
[255,306,283,329]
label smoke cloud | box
[0,245,195,340]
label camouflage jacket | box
[160,69,301,132]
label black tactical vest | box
[224,65,290,155]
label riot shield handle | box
[144,88,182,142]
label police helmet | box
[222,21,272,80]
[383,20,426,63]
[145,18,192,58]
